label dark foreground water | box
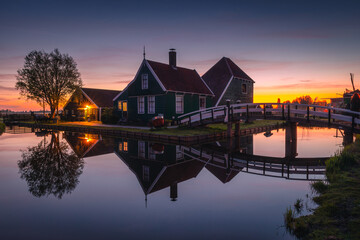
[0,126,347,240]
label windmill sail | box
[351,73,355,91]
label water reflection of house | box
[64,132,114,158]
[114,139,205,201]
[63,88,121,121]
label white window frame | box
[142,165,150,182]
[242,83,247,94]
[199,96,206,110]
[138,141,145,158]
[148,96,155,114]
[138,96,145,114]
[148,144,156,160]
[142,74,148,89]
[175,95,184,114]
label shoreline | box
[16,120,284,145]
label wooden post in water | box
[287,104,291,120]
[307,106,310,122]
[328,108,331,125]
[282,104,285,120]
[246,105,249,123]
[226,100,232,138]
[263,104,266,119]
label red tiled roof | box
[147,60,213,95]
[202,57,254,104]
[82,88,121,108]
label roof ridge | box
[223,57,234,76]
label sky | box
[1,0,360,111]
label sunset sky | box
[1,0,360,111]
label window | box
[138,141,145,158]
[123,141,128,152]
[148,96,155,114]
[175,95,184,114]
[142,165,150,182]
[176,145,184,160]
[142,74,148,89]
[199,96,206,110]
[138,96,145,114]
[118,142,123,151]
[118,101,122,110]
[123,101,127,112]
[242,83,247,94]
[148,145,156,160]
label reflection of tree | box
[18,132,84,199]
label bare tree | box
[16,49,82,118]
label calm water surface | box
[0,126,346,240]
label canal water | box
[0,126,346,240]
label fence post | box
[189,116,192,127]
[263,104,266,119]
[288,104,291,120]
[200,111,203,125]
[282,104,285,120]
[352,115,355,130]
[211,109,214,122]
[328,108,331,125]
[307,106,310,122]
[295,105,298,118]
[313,107,316,119]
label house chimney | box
[169,48,176,68]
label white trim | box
[81,89,99,108]
[195,70,214,96]
[147,96,155,114]
[199,96,206,110]
[215,76,233,106]
[99,107,102,121]
[145,60,167,92]
[175,94,184,114]
[137,96,145,114]
[112,59,147,101]
[147,166,167,194]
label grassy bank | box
[20,120,284,136]
[285,137,360,239]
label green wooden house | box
[113,49,214,123]
[202,57,254,106]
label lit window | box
[138,141,145,158]
[242,83,247,94]
[199,96,206,110]
[142,74,148,89]
[148,96,155,114]
[138,96,145,114]
[118,101,122,110]
[118,142,123,151]
[123,101,127,112]
[176,95,184,114]
[142,165,150,182]
[123,141,128,152]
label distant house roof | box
[146,60,213,95]
[202,57,254,105]
[81,88,121,108]
[205,164,240,183]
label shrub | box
[0,122,5,135]
[101,108,118,124]
[311,181,328,195]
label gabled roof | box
[146,60,213,95]
[81,88,121,108]
[205,165,240,183]
[202,57,254,105]
[113,59,213,100]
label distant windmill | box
[350,73,355,91]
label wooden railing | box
[177,103,360,128]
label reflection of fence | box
[5,125,34,134]
[177,103,360,130]
[182,146,326,181]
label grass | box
[286,136,360,240]
[20,119,284,137]
[0,122,5,135]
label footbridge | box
[177,103,360,132]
